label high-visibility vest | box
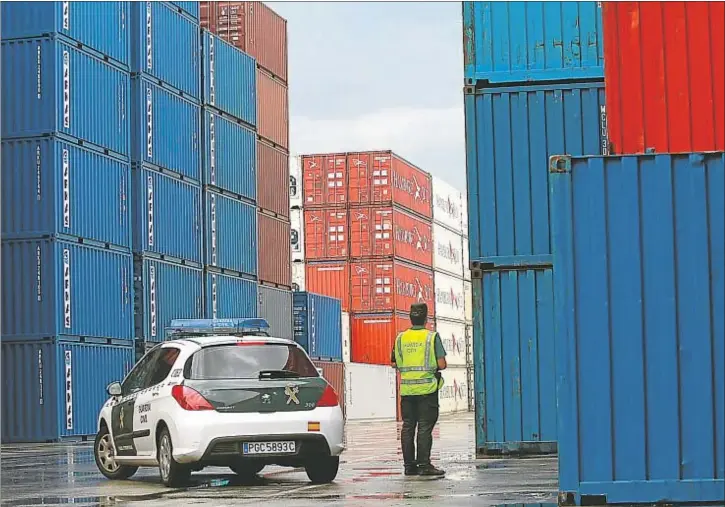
[394,328,439,396]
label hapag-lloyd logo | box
[392,171,430,203]
[437,240,461,264]
[434,194,460,219]
[441,334,462,355]
[394,225,429,251]
[436,286,462,309]
[440,378,467,400]
[395,277,433,302]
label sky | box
[267,2,467,189]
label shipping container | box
[132,77,201,181]
[204,269,257,319]
[167,1,200,21]
[291,261,305,292]
[256,69,289,150]
[462,1,604,84]
[305,261,349,312]
[345,363,397,421]
[432,223,465,277]
[349,206,434,268]
[602,2,725,155]
[431,176,463,233]
[258,285,293,340]
[436,318,467,367]
[1,37,130,157]
[348,151,433,220]
[290,208,304,262]
[434,271,466,322]
[1,340,135,443]
[2,137,131,249]
[257,139,290,218]
[303,209,348,260]
[350,259,435,314]
[439,366,470,414]
[203,109,256,200]
[465,324,473,364]
[462,236,471,280]
[258,213,291,288]
[475,267,557,456]
[460,192,469,238]
[134,256,203,342]
[130,1,200,100]
[2,239,133,342]
[550,152,724,505]
[201,30,257,126]
[133,166,202,264]
[464,81,606,263]
[349,312,434,366]
[204,190,257,276]
[293,292,343,362]
[301,153,347,207]
[341,311,350,363]
[1,1,130,68]
[289,156,303,209]
[463,280,473,323]
[312,360,345,418]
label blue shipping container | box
[166,1,199,21]
[201,30,257,127]
[131,77,201,181]
[134,256,203,342]
[204,190,257,276]
[1,239,133,342]
[464,81,606,265]
[130,1,200,100]
[1,340,135,442]
[1,1,130,68]
[132,166,202,264]
[258,285,293,340]
[1,37,130,157]
[462,1,604,84]
[293,292,343,362]
[550,152,724,505]
[205,270,258,320]
[2,137,131,249]
[203,109,257,200]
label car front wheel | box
[157,428,191,487]
[94,427,138,480]
[305,455,339,484]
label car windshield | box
[186,344,319,380]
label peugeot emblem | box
[261,394,271,404]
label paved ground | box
[0,412,558,506]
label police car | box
[93,319,345,487]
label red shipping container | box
[603,1,725,154]
[257,213,291,288]
[303,209,348,260]
[349,206,433,267]
[312,360,346,418]
[257,68,289,150]
[350,312,434,366]
[301,153,348,207]
[257,139,289,218]
[350,259,435,314]
[305,261,350,311]
[348,151,433,220]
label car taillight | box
[316,384,339,408]
[171,385,214,411]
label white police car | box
[93,319,345,487]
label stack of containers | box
[460,192,474,411]
[1,2,136,441]
[462,1,608,456]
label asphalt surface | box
[0,412,558,506]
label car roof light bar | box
[165,318,271,338]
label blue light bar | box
[165,318,270,337]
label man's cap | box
[410,303,428,319]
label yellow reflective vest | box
[394,328,442,396]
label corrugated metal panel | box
[550,152,724,505]
[432,176,463,233]
[290,208,304,262]
[204,270,257,319]
[301,153,347,208]
[257,213,291,287]
[462,236,471,281]
[1,37,130,157]
[258,285,293,340]
[350,259,435,314]
[133,166,202,264]
[289,156,303,209]
[341,311,350,363]
[1,239,133,341]
[257,140,290,218]
[349,312,434,366]
[461,193,469,237]
[167,1,199,21]
[439,366,470,414]
[131,77,201,180]
[203,109,256,200]
[134,257,203,342]
[436,318,467,367]
[434,271,466,322]
[303,209,348,260]
[475,267,557,456]
[292,292,343,362]
[257,68,289,150]
[345,363,397,421]
[130,1,200,100]
[2,137,131,249]
[432,223,465,277]
[305,261,349,312]
[1,1,130,67]
[1,340,135,443]
[291,262,305,291]
[312,360,345,418]
[204,190,257,276]
[464,81,606,263]
[201,30,257,126]
[462,1,604,84]
[463,281,473,323]
[603,2,725,155]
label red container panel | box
[350,312,434,366]
[305,261,350,311]
[603,1,725,154]
[257,213,291,288]
[257,139,289,218]
[257,68,289,150]
[350,259,435,314]
[301,154,348,207]
[312,360,345,418]
[304,209,348,260]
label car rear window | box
[186,344,320,380]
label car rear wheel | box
[94,428,138,480]
[305,455,339,484]
[157,428,191,487]
[229,463,265,478]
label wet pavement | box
[1,413,557,506]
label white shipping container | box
[435,318,467,366]
[464,281,473,323]
[465,324,473,365]
[434,271,466,321]
[345,363,397,420]
[432,223,465,277]
[462,236,471,281]
[290,208,304,262]
[341,311,351,363]
[460,192,469,237]
[432,176,463,233]
[289,156,303,209]
[292,261,305,291]
[439,366,470,414]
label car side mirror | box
[316,367,324,377]
[107,382,122,397]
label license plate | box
[242,441,296,455]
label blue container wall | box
[130,1,200,100]
[166,1,199,21]
[131,77,201,180]
[1,37,130,156]
[205,270,258,319]
[1,1,130,67]
[132,166,202,263]
[1,239,133,341]
[2,137,131,249]
[201,31,257,126]
[550,152,724,505]
[203,109,257,200]
[204,190,257,276]
[293,292,343,362]
[462,1,604,84]
[464,81,605,265]
[1,341,135,442]
[134,257,203,342]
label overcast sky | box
[268,2,467,189]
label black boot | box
[404,465,419,476]
[418,464,445,476]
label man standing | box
[391,303,446,477]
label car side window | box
[122,349,162,395]
[146,347,181,387]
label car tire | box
[157,428,191,487]
[305,455,340,484]
[229,463,265,477]
[94,427,138,480]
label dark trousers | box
[400,392,439,467]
